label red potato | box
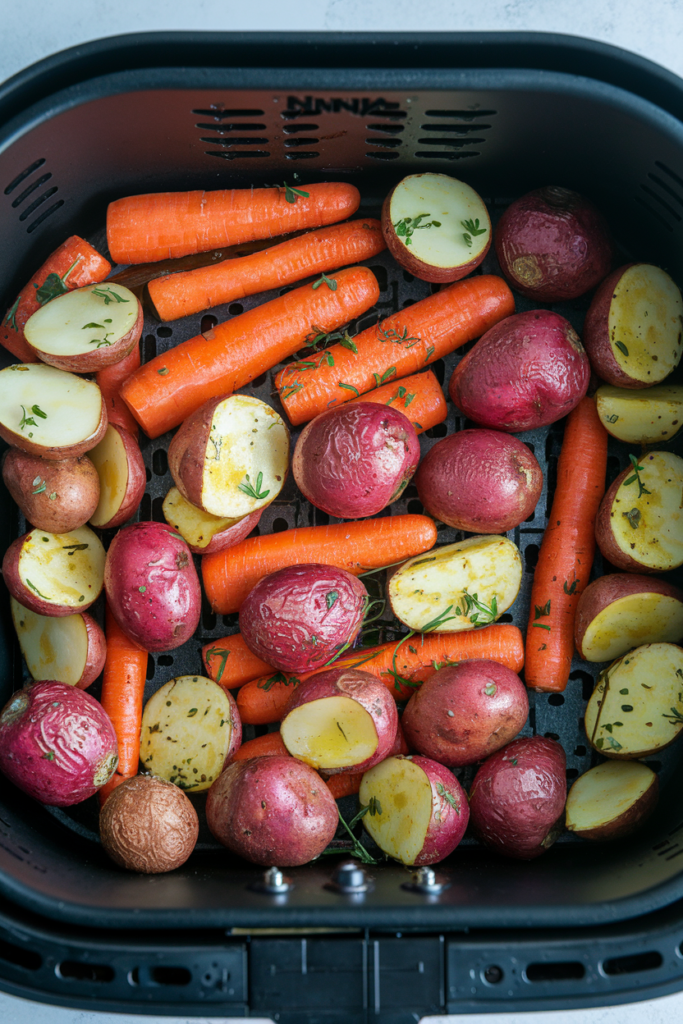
[359,755,469,865]
[468,736,567,860]
[449,310,590,432]
[575,574,683,662]
[281,667,398,774]
[88,424,146,530]
[0,681,118,806]
[414,429,542,532]
[3,525,105,616]
[495,186,613,302]
[162,487,262,555]
[104,521,201,651]
[2,449,100,534]
[565,761,658,841]
[239,564,368,674]
[206,754,338,866]
[401,661,529,767]
[292,402,420,519]
[11,598,106,689]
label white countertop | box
[2,2,683,1022]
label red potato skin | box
[78,613,107,689]
[224,686,243,763]
[595,457,662,573]
[495,187,613,302]
[415,429,542,532]
[239,564,368,673]
[469,736,567,860]
[283,667,399,774]
[0,392,108,461]
[187,508,263,556]
[2,449,100,533]
[575,574,683,658]
[96,342,141,438]
[26,297,144,374]
[2,532,103,616]
[401,661,529,767]
[292,402,421,519]
[0,681,118,806]
[449,310,590,432]
[104,522,201,651]
[206,754,338,866]
[168,397,219,510]
[92,424,146,530]
[570,775,659,841]
[402,756,470,865]
[582,264,646,388]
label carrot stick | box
[237,670,303,725]
[120,266,380,438]
[275,275,514,425]
[525,398,608,693]
[231,731,289,761]
[202,514,437,615]
[99,604,148,780]
[148,219,386,321]
[1,236,111,362]
[107,182,361,264]
[350,369,447,434]
[202,633,273,689]
[96,342,141,438]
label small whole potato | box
[99,774,199,873]
[2,448,100,533]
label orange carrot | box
[121,266,379,438]
[96,342,141,437]
[202,514,437,615]
[99,605,148,779]
[98,772,127,807]
[2,236,111,362]
[324,772,364,799]
[231,731,289,761]
[202,634,273,689]
[148,219,385,321]
[237,670,302,725]
[350,369,447,434]
[275,275,514,425]
[525,398,608,693]
[107,182,361,264]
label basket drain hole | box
[603,951,663,975]
[57,960,114,983]
[525,961,585,982]
[0,937,42,971]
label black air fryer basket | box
[1,32,683,1021]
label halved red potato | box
[168,393,289,518]
[162,486,262,555]
[88,423,146,530]
[0,363,107,459]
[388,535,522,633]
[595,451,683,573]
[585,642,683,758]
[3,525,105,615]
[584,264,683,388]
[382,173,491,283]
[595,385,683,444]
[24,282,143,373]
[359,755,469,865]
[2,448,100,533]
[575,574,683,662]
[280,668,398,775]
[565,761,658,841]
[11,597,106,689]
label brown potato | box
[575,574,683,662]
[2,449,100,533]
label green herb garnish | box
[326,590,339,610]
[563,578,578,595]
[393,213,441,246]
[373,365,397,388]
[4,297,20,331]
[33,257,81,305]
[461,217,487,249]
[615,341,629,357]
[622,507,641,529]
[92,286,129,305]
[312,273,337,291]
[238,471,270,500]
[205,646,229,683]
[19,404,47,431]
[624,454,651,498]
[461,588,498,626]
[376,324,420,348]
[338,381,360,397]
[436,781,460,812]
[534,600,551,619]
[265,179,310,203]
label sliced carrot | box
[275,274,514,425]
[202,633,273,690]
[231,731,289,761]
[99,605,148,779]
[525,398,608,693]
[237,670,303,725]
[96,342,141,438]
[121,266,380,438]
[1,236,111,362]
[148,219,385,321]
[107,182,361,264]
[350,369,447,434]
[202,514,437,615]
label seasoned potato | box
[11,597,106,689]
[2,525,105,615]
[565,761,658,841]
[88,423,146,529]
[596,384,683,444]
[575,574,683,662]
[162,486,261,554]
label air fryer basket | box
[1,31,683,1019]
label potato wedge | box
[2,449,100,534]
[139,675,241,792]
[11,597,106,689]
[388,535,522,633]
[575,574,683,662]
[565,761,658,841]
[596,384,683,443]
[162,486,262,554]
[88,423,146,529]
[585,643,683,758]
[2,525,106,615]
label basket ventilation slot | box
[415,109,496,161]
[195,107,270,159]
[4,158,64,232]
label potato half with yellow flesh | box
[2,525,105,616]
[88,423,146,529]
[596,385,683,443]
[585,643,683,758]
[575,574,683,662]
[162,486,262,554]
[11,597,106,689]
[565,761,658,841]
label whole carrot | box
[525,398,608,693]
[324,772,364,799]
[231,731,289,760]
[202,514,437,615]
[96,342,141,438]
[2,236,111,362]
[107,182,361,264]
[121,266,380,438]
[275,275,514,425]
[202,633,273,689]
[148,219,386,321]
[350,369,447,434]
[237,671,303,725]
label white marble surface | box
[2,2,683,1022]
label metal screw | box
[248,866,293,894]
[401,865,450,894]
[326,859,372,894]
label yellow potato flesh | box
[359,757,432,865]
[162,486,239,549]
[11,597,87,685]
[389,173,489,268]
[24,284,137,356]
[0,363,102,448]
[281,696,378,770]
[596,385,683,443]
[608,264,683,384]
[581,592,683,662]
[566,760,655,833]
[610,452,683,571]
[88,425,128,527]
[18,525,105,609]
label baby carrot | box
[96,342,141,438]
[275,274,514,425]
[2,236,111,362]
[231,731,289,760]
[148,218,386,321]
[350,369,447,434]
[121,265,380,438]
[202,514,437,615]
[107,182,361,264]
[202,633,273,689]
[324,772,364,799]
[525,398,608,693]
[237,671,303,725]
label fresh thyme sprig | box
[624,454,652,497]
[393,213,441,246]
[33,257,81,306]
[264,177,310,203]
[19,404,47,432]
[312,273,337,291]
[237,472,270,500]
[461,217,487,249]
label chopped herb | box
[368,796,382,816]
[404,393,416,408]
[49,492,57,501]
[563,578,579,595]
[312,272,337,291]
[424,344,435,362]
[82,322,105,329]
[205,647,229,683]
[32,482,46,495]
[62,543,88,555]
[615,340,629,357]
[42,751,55,761]
[605,413,619,423]
[280,380,303,401]
[460,217,487,249]
[619,688,629,695]
[436,781,460,812]
[422,605,459,632]
[461,588,498,626]
[339,333,358,354]
[663,707,683,723]
[336,721,348,740]
[33,257,81,305]
[92,286,129,305]
[26,579,49,599]
[532,622,551,631]
[484,683,497,696]
[187,708,198,717]
[622,507,641,529]
[258,671,299,692]
[373,365,397,388]
[376,324,420,347]
[265,180,310,203]
[238,471,270,500]
[534,600,551,619]
[393,213,442,246]
[19,404,47,431]
[138,585,147,593]
[624,454,651,497]
[158,367,169,375]
[4,297,20,331]
[621,704,634,712]
[326,590,339,610]
[338,381,360,397]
